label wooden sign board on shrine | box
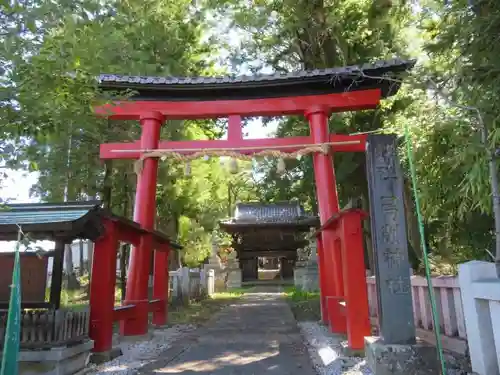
[0,253,48,304]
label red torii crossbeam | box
[96,89,377,349]
[100,118,368,159]
[95,89,381,120]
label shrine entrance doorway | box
[219,202,318,283]
[95,59,417,351]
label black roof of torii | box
[98,59,415,102]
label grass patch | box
[167,291,246,325]
[54,277,250,326]
[284,286,321,321]
[211,287,251,299]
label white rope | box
[127,140,362,175]
[111,140,361,155]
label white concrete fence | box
[169,267,215,303]
[458,261,500,375]
[367,273,467,354]
[366,262,500,375]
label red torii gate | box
[95,60,412,349]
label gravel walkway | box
[299,321,372,375]
[86,324,196,375]
[83,289,472,375]
[298,321,473,375]
[136,286,317,374]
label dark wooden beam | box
[238,250,298,259]
[50,239,66,309]
[0,302,53,310]
[235,244,307,252]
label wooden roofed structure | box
[0,201,181,246]
[0,200,182,352]
[219,202,318,281]
[0,201,181,309]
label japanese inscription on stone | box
[366,134,416,345]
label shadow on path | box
[138,286,316,374]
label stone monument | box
[204,235,226,292]
[364,134,439,375]
[225,250,242,289]
[294,241,310,289]
[302,241,319,292]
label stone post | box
[294,245,309,290]
[180,267,190,304]
[364,134,439,375]
[459,261,500,375]
[199,269,207,297]
[225,251,242,289]
[302,243,319,292]
[207,269,215,296]
[203,235,226,292]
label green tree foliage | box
[3,0,500,272]
[0,0,255,266]
[403,0,500,264]
[207,0,500,268]
[208,0,423,268]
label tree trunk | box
[403,177,423,269]
[361,193,374,272]
[64,244,80,290]
[120,244,129,302]
[102,160,113,209]
[79,239,84,276]
[227,182,232,217]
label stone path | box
[137,286,317,374]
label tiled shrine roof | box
[0,201,182,248]
[220,202,319,229]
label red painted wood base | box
[88,218,172,353]
[340,211,371,350]
[89,222,118,353]
[152,247,169,326]
[316,210,371,350]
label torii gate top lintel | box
[95,59,414,120]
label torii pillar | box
[96,88,383,336]
[122,112,164,335]
[306,106,346,332]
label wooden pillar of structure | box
[89,221,118,353]
[50,239,66,309]
[339,211,371,349]
[152,243,170,326]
